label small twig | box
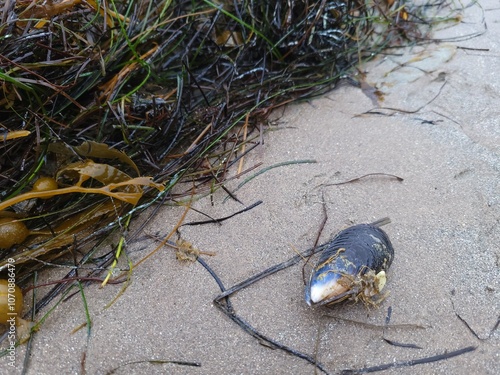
[450,297,482,340]
[385,306,392,325]
[183,205,221,225]
[182,200,263,226]
[208,165,244,204]
[380,305,422,348]
[357,80,447,116]
[215,243,327,301]
[382,338,423,349]
[197,257,330,374]
[454,311,481,341]
[319,173,403,187]
[340,346,476,374]
[456,46,489,52]
[106,359,201,375]
[323,314,429,330]
[224,159,317,201]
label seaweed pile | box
[0,1,456,316]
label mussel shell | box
[305,223,394,306]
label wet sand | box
[3,2,499,374]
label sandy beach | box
[2,1,499,374]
